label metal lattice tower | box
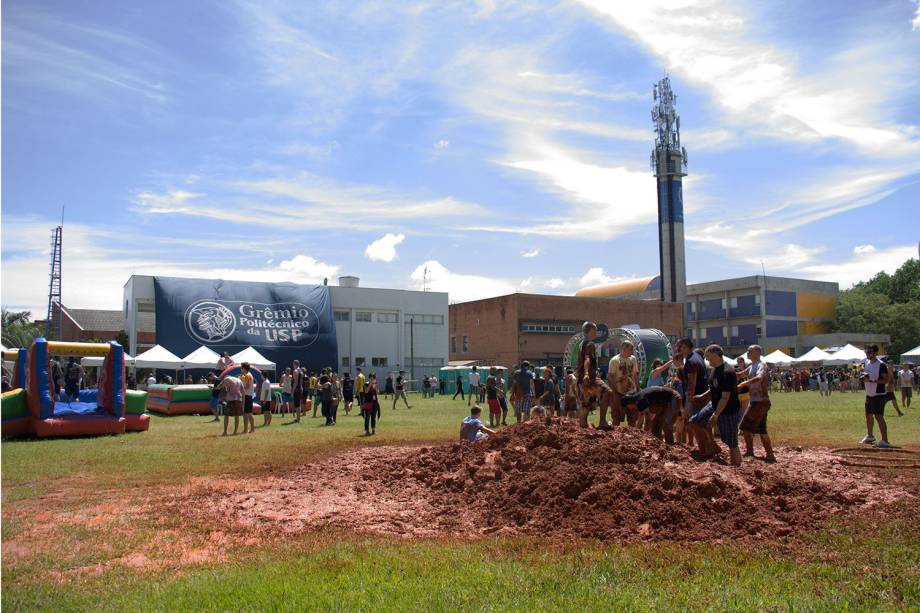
[46,225,63,339]
[650,76,688,304]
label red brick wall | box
[450,294,683,366]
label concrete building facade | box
[124,275,448,381]
[448,293,683,367]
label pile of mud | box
[185,419,908,542]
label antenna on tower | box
[422,266,430,292]
[46,207,64,340]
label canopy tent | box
[824,344,867,366]
[763,349,795,365]
[901,344,920,363]
[794,346,832,363]
[81,353,134,368]
[181,346,222,369]
[231,347,275,371]
[133,345,183,369]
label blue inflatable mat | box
[78,389,99,403]
[54,402,102,416]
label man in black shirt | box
[620,386,682,444]
[676,338,708,447]
[392,370,412,410]
[689,344,742,465]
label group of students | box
[461,322,776,466]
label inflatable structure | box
[564,327,673,387]
[147,365,272,415]
[1,339,150,437]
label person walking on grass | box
[452,373,465,400]
[738,345,775,463]
[514,361,536,423]
[486,367,502,427]
[279,367,292,416]
[207,372,221,422]
[239,362,256,434]
[468,366,481,406]
[260,372,273,427]
[342,372,355,415]
[392,370,411,410]
[292,360,305,423]
[860,344,892,448]
[363,373,380,435]
[355,368,366,407]
[688,344,743,466]
[898,363,913,409]
[220,373,243,436]
[884,359,905,417]
[540,366,559,419]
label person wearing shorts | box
[738,345,775,462]
[884,359,905,417]
[280,367,293,415]
[486,368,502,427]
[564,367,578,418]
[620,386,681,444]
[291,361,304,422]
[898,364,913,409]
[208,372,221,422]
[468,366,481,407]
[513,362,535,423]
[240,362,256,434]
[496,375,509,426]
[220,374,244,436]
[860,345,891,447]
[689,344,742,465]
[577,322,611,429]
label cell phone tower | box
[46,221,63,340]
[650,75,688,304]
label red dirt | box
[184,419,913,542]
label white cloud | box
[435,139,450,149]
[521,248,540,258]
[913,1,920,30]
[577,0,920,157]
[547,277,564,289]
[409,260,517,303]
[580,267,613,286]
[364,233,405,262]
[853,244,877,255]
[797,245,916,288]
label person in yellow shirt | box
[355,368,366,406]
[309,373,319,418]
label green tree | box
[832,259,920,356]
[1,309,44,348]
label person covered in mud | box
[485,367,504,428]
[564,367,578,418]
[619,386,682,444]
[608,340,640,428]
[460,405,496,442]
[577,321,610,429]
[513,361,535,423]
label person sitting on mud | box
[460,406,496,442]
[577,322,611,429]
[688,344,743,466]
[619,386,682,444]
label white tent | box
[81,353,134,368]
[824,344,867,366]
[231,347,275,371]
[181,346,222,369]
[133,345,183,369]
[763,349,795,365]
[795,346,832,363]
[901,344,920,362]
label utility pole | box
[410,317,415,385]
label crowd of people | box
[458,323,915,465]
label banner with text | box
[153,276,337,372]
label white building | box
[123,275,448,382]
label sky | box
[3,0,920,315]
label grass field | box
[3,391,918,611]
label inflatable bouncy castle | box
[563,327,673,387]
[146,384,213,415]
[0,339,150,437]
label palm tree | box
[1,309,43,348]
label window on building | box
[407,314,444,325]
[355,311,372,322]
[462,335,469,352]
[355,357,366,367]
[754,294,761,305]
[372,357,388,367]
[334,310,350,322]
[520,323,577,334]
[755,326,762,337]
[341,357,350,367]
[690,302,696,313]
[730,297,738,309]
[377,313,398,323]
[450,336,457,353]
[731,326,739,337]
[720,298,727,310]
[723,326,730,338]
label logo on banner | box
[187,301,237,342]
[183,299,318,346]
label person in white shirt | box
[260,374,274,427]
[467,367,481,407]
[898,364,913,409]
[146,374,156,389]
[859,344,891,448]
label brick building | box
[448,293,683,367]
[41,303,155,354]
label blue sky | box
[3,0,919,313]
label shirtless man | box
[620,386,682,444]
[577,322,611,429]
[564,367,578,418]
[608,341,640,427]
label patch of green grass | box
[3,391,919,611]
